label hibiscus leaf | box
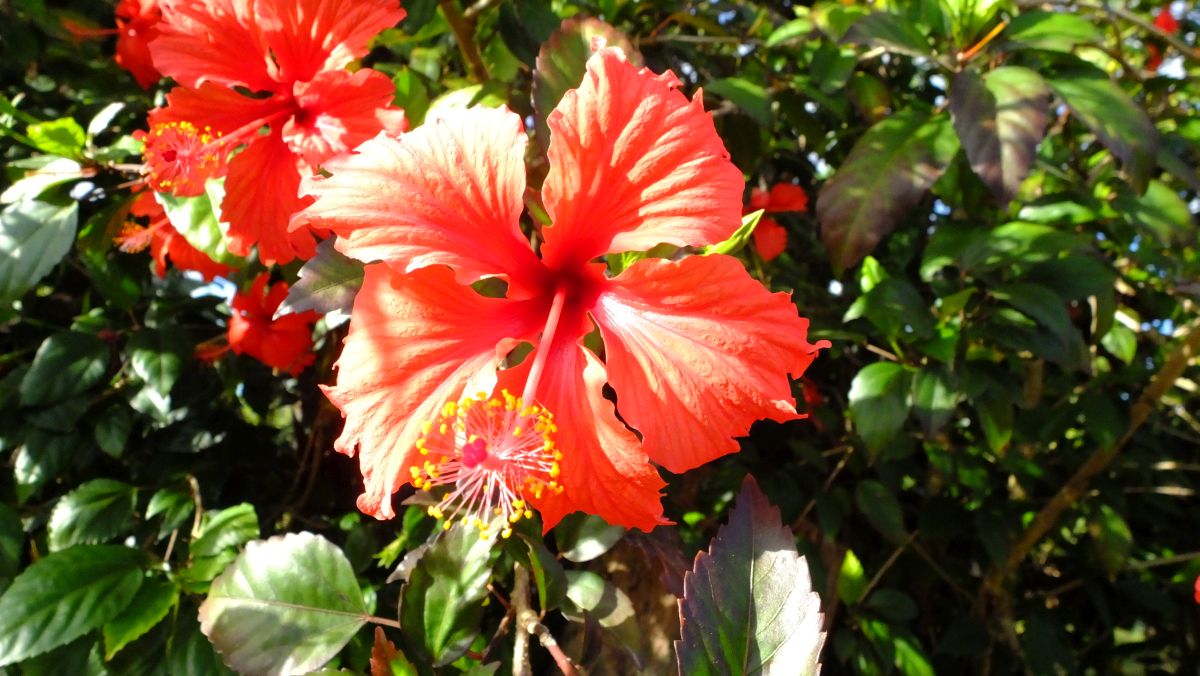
[102,577,179,660]
[532,17,640,149]
[277,237,363,319]
[47,478,138,552]
[817,109,959,272]
[841,11,933,58]
[0,199,78,305]
[198,532,369,675]
[156,180,240,267]
[19,330,109,407]
[25,117,86,158]
[399,525,496,666]
[554,512,626,562]
[0,544,145,666]
[676,475,825,675]
[703,209,764,256]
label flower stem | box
[521,286,569,404]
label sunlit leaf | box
[47,479,137,551]
[0,200,78,305]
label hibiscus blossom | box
[746,183,809,262]
[227,273,319,375]
[297,48,827,531]
[62,0,162,89]
[115,191,234,280]
[1146,7,1181,71]
[141,0,407,265]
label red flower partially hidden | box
[143,0,407,265]
[298,48,828,531]
[1146,7,1181,71]
[115,192,233,280]
[63,0,162,89]
[746,183,808,261]
[1194,575,1200,605]
[227,273,319,375]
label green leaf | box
[676,476,825,676]
[1088,504,1132,577]
[392,68,430,127]
[103,577,179,660]
[1113,179,1193,246]
[976,392,1013,453]
[199,532,369,675]
[532,17,639,147]
[990,283,1074,350]
[0,157,85,203]
[864,589,919,623]
[817,109,959,272]
[1003,11,1103,52]
[17,636,105,676]
[854,480,908,545]
[156,181,240,268]
[766,17,815,48]
[705,78,772,126]
[147,484,196,539]
[0,505,21,594]
[1047,69,1158,192]
[86,102,126,139]
[0,200,78,304]
[19,331,108,407]
[48,479,137,551]
[949,67,1050,204]
[190,503,259,560]
[13,430,77,504]
[127,330,187,399]
[848,362,911,452]
[93,404,133,458]
[555,512,626,563]
[562,569,637,647]
[837,549,868,604]
[843,276,935,341]
[0,544,144,666]
[520,534,567,612]
[26,117,86,157]
[399,525,495,666]
[170,608,235,675]
[278,237,363,318]
[703,210,764,256]
[1101,323,1137,365]
[842,12,933,58]
[912,366,959,436]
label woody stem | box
[521,287,569,404]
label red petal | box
[283,69,407,168]
[151,227,234,280]
[222,131,316,265]
[591,255,828,473]
[1154,8,1179,33]
[540,48,743,268]
[297,107,544,290]
[764,183,809,213]
[114,3,161,89]
[502,338,667,532]
[753,217,787,261]
[152,84,289,136]
[325,264,543,519]
[258,0,405,84]
[151,0,277,92]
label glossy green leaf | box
[0,544,143,666]
[0,200,78,304]
[562,569,639,653]
[127,330,187,399]
[818,109,959,272]
[766,17,815,48]
[703,210,764,256]
[26,117,85,157]
[521,534,567,612]
[199,532,369,675]
[555,512,626,562]
[0,157,85,203]
[399,525,495,666]
[47,479,137,551]
[949,67,1050,204]
[0,504,21,594]
[13,430,77,503]
[93,404,133,458]
[190,503,260,560]
[976,392,1013,453]
[156,181,240,267]
[103,577,179,660]
[1088,504,1132,577]
[855,480,908,545]
[706,78,772,126]
[1003,11,1103,52]
[19,331,108,407]
[1100,324,1137,365]
[1047,69,1158,192]
[147,484,196,539]
[842,11,932,57]
[277,237,363,318]
[912,366,958,436]
[844,276,935,341]
[676,476,825,676]
[848,362,911,452]
[1113,180,1192,246]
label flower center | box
[138,121,226,196]
[411,390,563,540]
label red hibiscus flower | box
[1194,575,1200,604]
[115,191,234,280]
[746,183,809,261]
[298,48,828,532]
[227,273,319,375]
[62,0,162,89]
[141,0,407,265]
[1146,7,1181,71]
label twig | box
[512,564,533,676]
[463,0,500,21]
[439,0,490,83]
[860,533,916,601]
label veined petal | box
[501,336,667,532]
[296,107,543,289]
[258,0,405,84]
[591,255,828,473]
[152,0,276,92]
[222,131,316,265]
[541,47,743,268]
[152,84,290,136]
[283,69,407,168]
[326,264,543,520]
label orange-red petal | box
[258,0,405,84]
[222,130,316,265]
[325,264,544,519]
[114,0,161,89]
[753,217,788,261]
[151,84,289,136]
[540,48,743,268]
[505,337,667,532]
[151,0,276,92]
[591,255,828,473]
[297,107,544,290]
[764,183,809,213]
[283,68,407,168]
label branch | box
[979,314,1200,609]
[513,563,579,676]
[439,0,490,83]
